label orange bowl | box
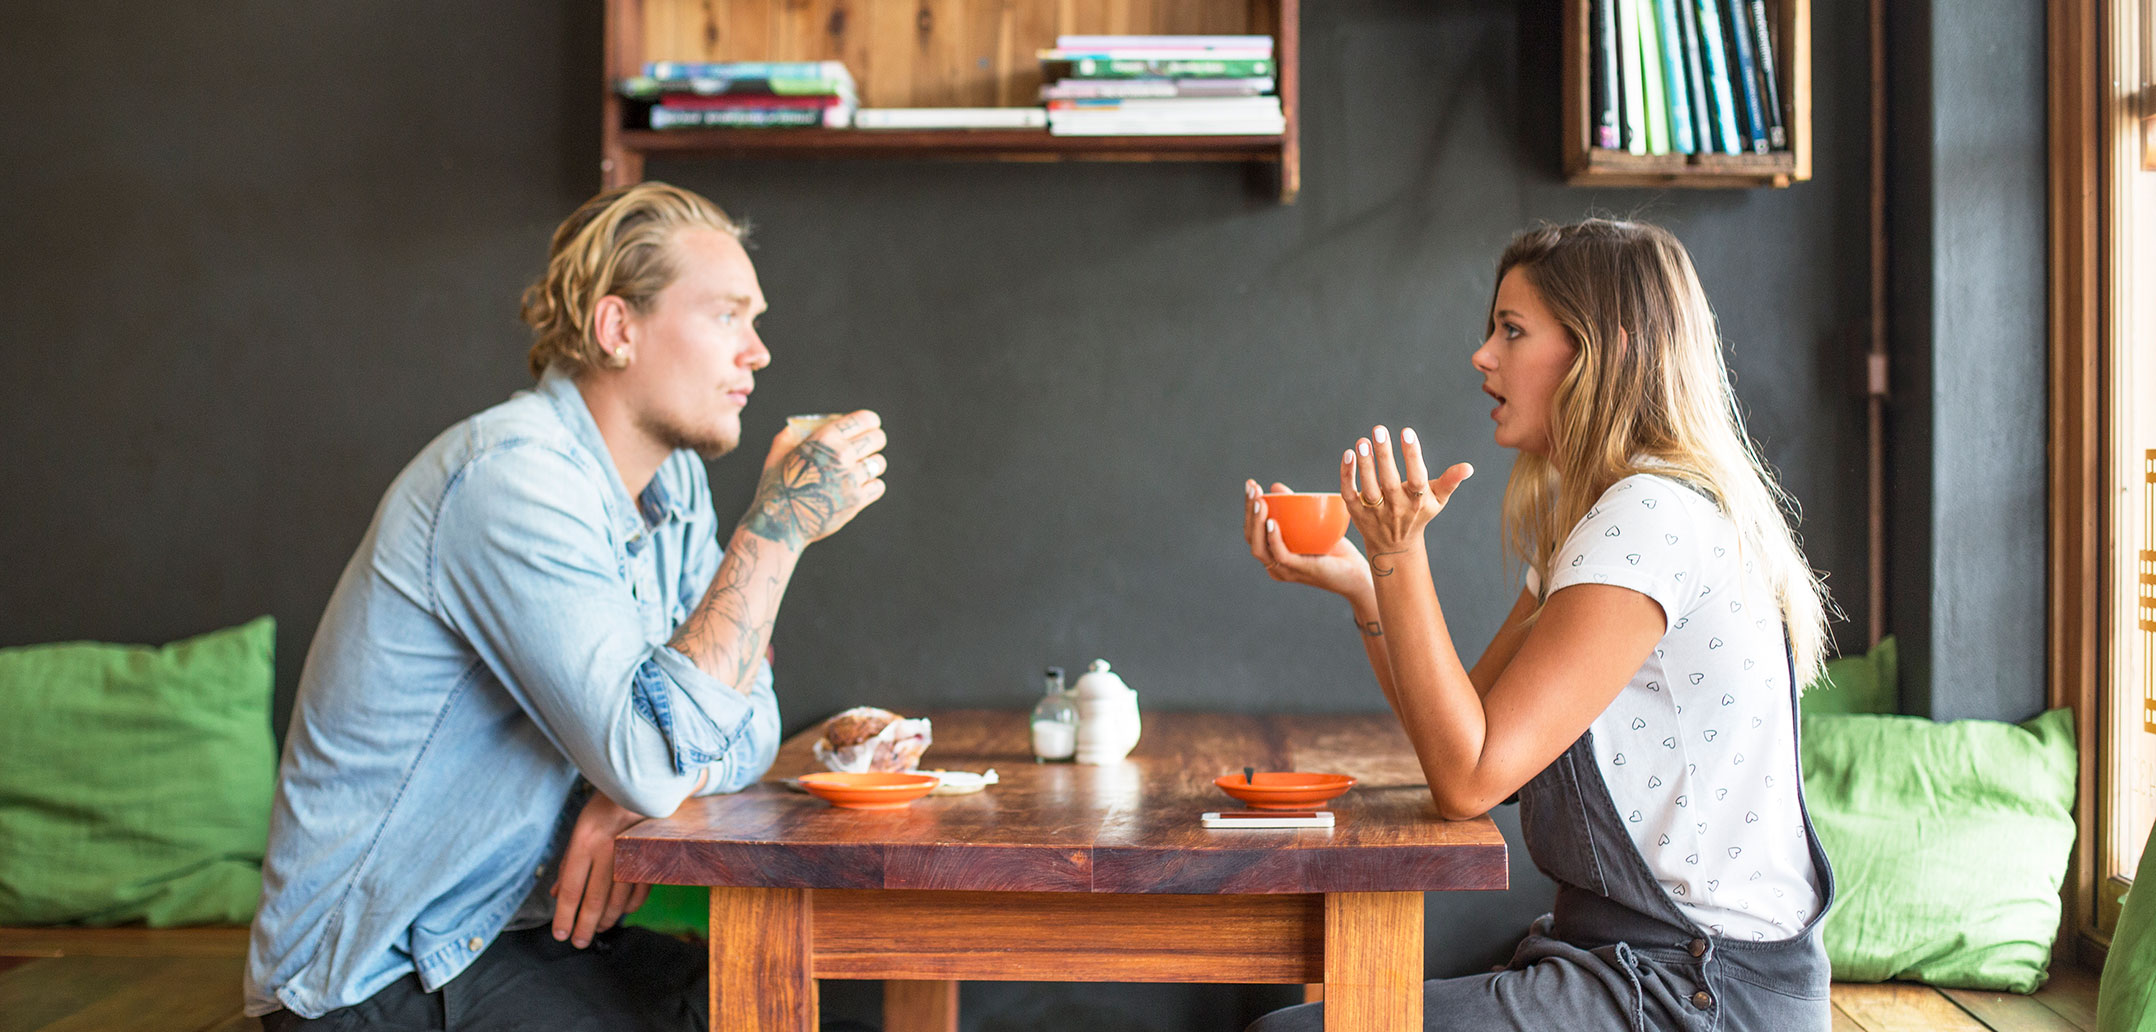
[1261,493,1350,555]
[1214,772,1357,810]
[797,772,939,810]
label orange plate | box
[797,771,939,810]
[1213,772,1357,810]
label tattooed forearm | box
[1370,548,1409,578]
[668,535,779,693]
[741,440,850,549]
[1355,616,1384,638]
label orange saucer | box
[1214,772,1356,810]
[797,772,939,810]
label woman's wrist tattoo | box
[1369,547,1409,578]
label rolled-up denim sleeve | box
[429,444,771,816]
[638,648,778,794]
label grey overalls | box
[1248,653,1836,1031]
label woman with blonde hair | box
[1243,219,1836,1030]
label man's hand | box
[740,409,888,549]
[550,789,652,948]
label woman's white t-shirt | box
[1527,473,1821,941]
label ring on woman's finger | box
[1358,494,1383,508]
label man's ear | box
[591,295,634,365]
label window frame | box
[2051,0,2155,967]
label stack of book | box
[1589,0,1787,156]
[1038,35,1284,137]
[617,60,857,130]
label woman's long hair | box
[1494,219,1834,686]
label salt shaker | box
[1029,666,1076,762]
[1072,659,1141,765]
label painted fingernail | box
[1358,440,1370,456]
[1374,426,1389,445]
[1253,499,1263,514]
[1403,427,1418,445]
[1343,449,1355,464]
[1266,519,1277,533]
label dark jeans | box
[260,925,877,1032]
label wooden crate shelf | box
[1561,0,1810,189]
[602,0,1301,202]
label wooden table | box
[615,710,1508,1032]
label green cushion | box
[0,618,277,926]
[623,882,708,937]
[2099,820,2156,1031]
[1801,707,2076,992]
[1802,635,1899,715]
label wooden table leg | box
[710,886,817,1032]
[884,979,959,1032]
[1321,891,1422,1032]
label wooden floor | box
[1832,967,2101,1032]
[0,936,2106,1032]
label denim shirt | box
[244,366,781,1018]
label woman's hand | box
[550,789,653,948]
[1341,426,1475,559]
[1244,480,1374,602]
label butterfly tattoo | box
[743,439,852,549]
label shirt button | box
[1691,990,1714,1009]
[467,937,484,952]
[535,865,546,878]
[1688,938,1707,957]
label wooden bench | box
[1830,967,2101,1032]
[0,924,2107,1032]
[0,926,258,1032]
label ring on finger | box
[1358,494,1383,508]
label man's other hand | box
[742,409,888,549]
[550,790,653,948]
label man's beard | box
[637,410,738,461]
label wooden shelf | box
[1560,0,1810,189]
[601,0,1301,202]
[619,127,1283,162]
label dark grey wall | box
[1885,0,2049,724]
[2,0,1885,1027]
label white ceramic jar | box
[1071,659,1141,765]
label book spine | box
[654,93,840,110]
[1721,0,1769,152]
[621,76,856,99]
[1747,0,1787,149]
[644,60,850,82]
[853,108,1047,129]
[1676,0,1713,154]
[1039,77,1273,99]
[1635,0,1671,154]
[1617,0,1649,154]
[1046,97,1281,112]
[648,106,825,129]
[1045,57,1273,79]
[1654,0,1695,153]
[1054,34,1274,52]
[1040,48,1271,62]
[1694,0,1742,153]
[1595,0,1621,149]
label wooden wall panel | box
[635,0,1264,108]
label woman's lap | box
[1246,932,1707,1032]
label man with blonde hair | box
[245,182,887,1031]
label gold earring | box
[607,348,630,369]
